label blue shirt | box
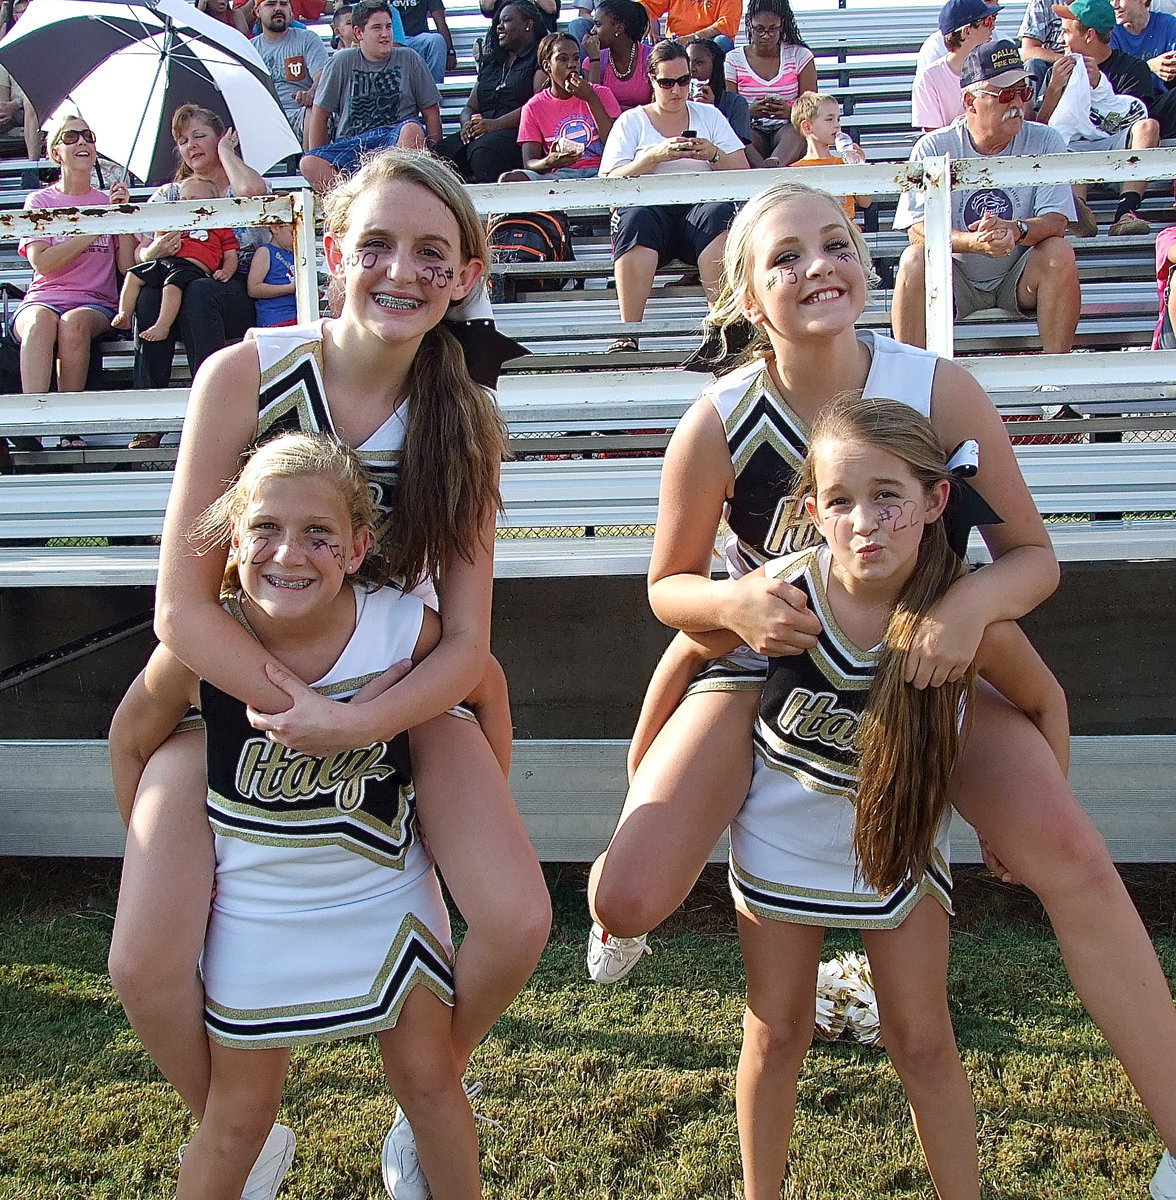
[1111,10,1176,87]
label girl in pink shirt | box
[582,0,653,109]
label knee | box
[742,1005,814,1072]
[393,1068,466,1126]
[107,940,166,1011]
[896,243,925,288]
[397,122,426,149]
[1131,118,1160,147]
[1034,235,1077,272]
[882,1017,961,1087]
[592,875,663,939]
[57,315,95,353]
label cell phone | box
[682,129,696,138]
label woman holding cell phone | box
[597,39,749,352]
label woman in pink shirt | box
[15,113,134,446]
[725,0,816,164]
[582,0,653,110]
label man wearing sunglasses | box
[892,39,1081,355]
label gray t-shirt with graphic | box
[252,27,331,121]
[314,45,440,139]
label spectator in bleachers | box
[299,0,442,190]
[639,0,738,50]
[788,93,872,218]
[130,105,268,406]
[1038,0,1175,234]
[582,0,653,109]
[686,36,758,160]
[912,0,1001,130]
[1020,0,1068,95]
[13,114,134,447]
[234,0,329,29]
[113,178,239,344]
[481,0,560,36]
[916,0,1001,69]
[387,0,458,82]
[499,31,621,178]
[246,219,298,327]
[1112,0,1176,86]
[332,3,359,45]
[434,1,545,180]
[252,0,331,145]
[892,40,1081,353]
[198,0,252,35]
[0,0,42,163]
[598,39,749,349]
[725,0,816,165]
[1153,222,1176,344]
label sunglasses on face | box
[56,129,96,145]
[653,72,692,89]
[978,83,1033,103]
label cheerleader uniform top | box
[727,544,953,930]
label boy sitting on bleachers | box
[112,178,238,343]
[786,93,872,221]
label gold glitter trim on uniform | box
[802,553,883,691]
[205,913,453,1049]
[725,369,810,480]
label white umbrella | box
[0,0,299,183]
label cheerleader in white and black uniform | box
[110,433,481,1200]
[680,395,1070,1200]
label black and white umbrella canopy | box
[0,0,299,183]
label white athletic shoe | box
[382,1081,485,1200]
[241,1124,296,1200]
[179,1123,295,1200]
[1151,1149,1176,1200]
[586,922,651,983]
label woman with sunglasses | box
[598,40,748,353]
[912,0,1001,132]
[13,113,134,447]
[725,0,816,165]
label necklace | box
[610,40,637,80]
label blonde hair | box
[322,149,507,587]
[192,433,379,601]
[789,91,837,135]
[704,181,875,366]
[47,112,88,166]
[785,394,972,896]
[178,176,218,199]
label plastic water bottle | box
[834,132,864,164]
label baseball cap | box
[938,0,1002,34]
[960,38,1028,87]
[1051,0,1115,33]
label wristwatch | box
[1015,219,1030,243]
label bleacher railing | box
[2,146,1176,367]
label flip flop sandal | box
[607,337,639,353]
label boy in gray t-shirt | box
[300,0,442,189]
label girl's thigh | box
[109,728,213,979]
[950,682,1104,887]
[409,713,547,924]
[598,688,759,914]
[861,897,952,1031]
[376,984,461,1092]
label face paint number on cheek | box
[240,533,272,565]
[420,264,455,289]
[345,249,386,270]
[875,499,917,531]
[311,538,345,568]
[766,266,797,290]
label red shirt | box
[177,227,239,273]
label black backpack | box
[486,211,574,302]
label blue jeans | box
[304,123,425,172]
[403,30,447,82]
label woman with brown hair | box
[109,149,550,1200]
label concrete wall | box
[0,560,1173,740]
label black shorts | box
[610,202,737,267]
[129,256,211,291]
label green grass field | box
[0,860,1173,1200]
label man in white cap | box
[892,39,1081,354]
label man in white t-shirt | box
[893,39,1080,353]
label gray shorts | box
[953,249,1033,319]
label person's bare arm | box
[1021,34,1063,62]
[423,103,443,145]
[973,620,1070,773]
[305,104,330,151]
[213,247,238,283]
[24,236,103,276]
[217,127,268,196]
[109,647,200,825]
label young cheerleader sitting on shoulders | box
[110,433,482,1200]
[697,394,1068,1200]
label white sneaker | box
[586,922,651,983]
[241,1124,296,1200]
[179,1124,295,1200]
[382,1081,484,1200]
[1151,1149,1176,1200]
